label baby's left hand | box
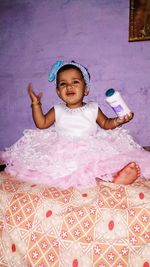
[116,112,134,126]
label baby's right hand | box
[27,83,43,103]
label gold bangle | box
[31,101,41,107]
[31,100,39,105]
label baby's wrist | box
[31,100,41,107]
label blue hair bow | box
[48,60,64,82]
[48,60,90,89]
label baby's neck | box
[66,102,86,109]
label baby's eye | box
[59,82,66,87]
[72,80,79,84]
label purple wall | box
[0,0,150,150]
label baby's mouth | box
[66,92,75,96]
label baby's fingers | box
[27,83,43,102]
[27,83,33,94]
[124,112,134,121]
[128,112,134,119]
[27,83,35,98]
[117,117,125,124]
[38,92,43,99]
[27,83,38,102]
[118,112,134,124]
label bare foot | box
[112,162,141,185]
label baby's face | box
[56,68,88,108]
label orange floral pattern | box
[0,173,150,267]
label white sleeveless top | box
[54,102,98,138]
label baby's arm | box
[96,108,133,130]
[28,83,55,129]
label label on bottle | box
[112,104,123,113]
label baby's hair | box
[56,63,90,87]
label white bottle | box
[105,88,131,117]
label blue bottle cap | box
[105,88,115,97]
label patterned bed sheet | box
[0,172,150,267]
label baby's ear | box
[84,86,89,96]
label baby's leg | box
[96,162,141,185]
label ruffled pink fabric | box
[0,127,150,188]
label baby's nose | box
[66,83,73,89]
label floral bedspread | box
[0,172,150,267]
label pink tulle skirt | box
[0,127,150,188]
